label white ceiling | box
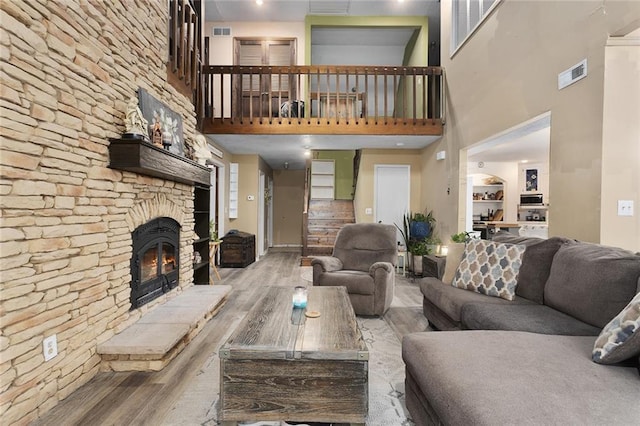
[467,120,550,164]
[206,134,441,170]
[204,0,440,23]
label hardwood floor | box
[33,250,429,426]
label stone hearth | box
[98,285,231,372]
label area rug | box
[162,316,414,426]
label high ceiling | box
[204,0,440,23]
[203,0,443,170]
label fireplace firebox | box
[130,217,181,309]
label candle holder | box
[292,286,308,308]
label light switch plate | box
[617,200,634,216]
[365,207,373,215]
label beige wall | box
[228,154,273,247]
[600,30,640,250]
[272,170,305,246]
[354,149,423,224]
[430,0,640,246]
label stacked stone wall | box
[0,1,199,423]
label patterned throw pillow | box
[592,291,640,364]
[452,239,526,301]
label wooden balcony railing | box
[198,65,445,136]
[167,0,202,99]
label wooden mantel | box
[108,137,210,186]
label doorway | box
[233,38,296,118]
[374,165,410,245]
[462,113,551,237]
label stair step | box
[307,236,336,245]
[306,246,333,256]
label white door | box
[258,171,266,258]
[374,165,410,246]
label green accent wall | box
[315,150,356,200]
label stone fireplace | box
[130,217,181,309]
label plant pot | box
[411,254,423,275]
[410,221,431,241]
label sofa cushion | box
[515,237,570,303]
[492,234,571,304]
[544,242,640,328]
[461,303,601,335]
[452,239,526,301]
[402,331,640,425]
[593,291,640,364]
[421,278,534,323]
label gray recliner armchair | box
[311,223,397,316]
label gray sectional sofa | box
[403,235,640,425]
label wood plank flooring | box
[33,250,429,426]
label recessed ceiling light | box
[256,0,263,5]
[396,142,405,146]
[521,159,529,163]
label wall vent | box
[213,27,231,37]
[558,59,587,90]
[308,0,351,15]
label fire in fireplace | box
[130,217,181,309]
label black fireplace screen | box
[130,217,180,309]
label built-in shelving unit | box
[472,183,504,221]
[310,160,335,200]
[229,163,238,219]
[193,183,211,285]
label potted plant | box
[424,235,442,255]
[409,210,436,241]
[409,239,429,275]
[451,231,472,244]
[209,220,220,243]
[395,211,412,252]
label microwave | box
[520,193,544,205]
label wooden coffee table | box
[219,286,368,425]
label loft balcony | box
[198,65,445,136]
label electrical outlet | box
[43,335,58,361]
[617,200,634,217]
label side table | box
[396,251,408,276]
[209,241,222,284]
[422,255,446,279]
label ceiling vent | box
[308,0,351,15]
[212,27,231,37]
[558,59,587,90]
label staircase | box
[304,199,355,257]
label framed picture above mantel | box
[137,87,184,157]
